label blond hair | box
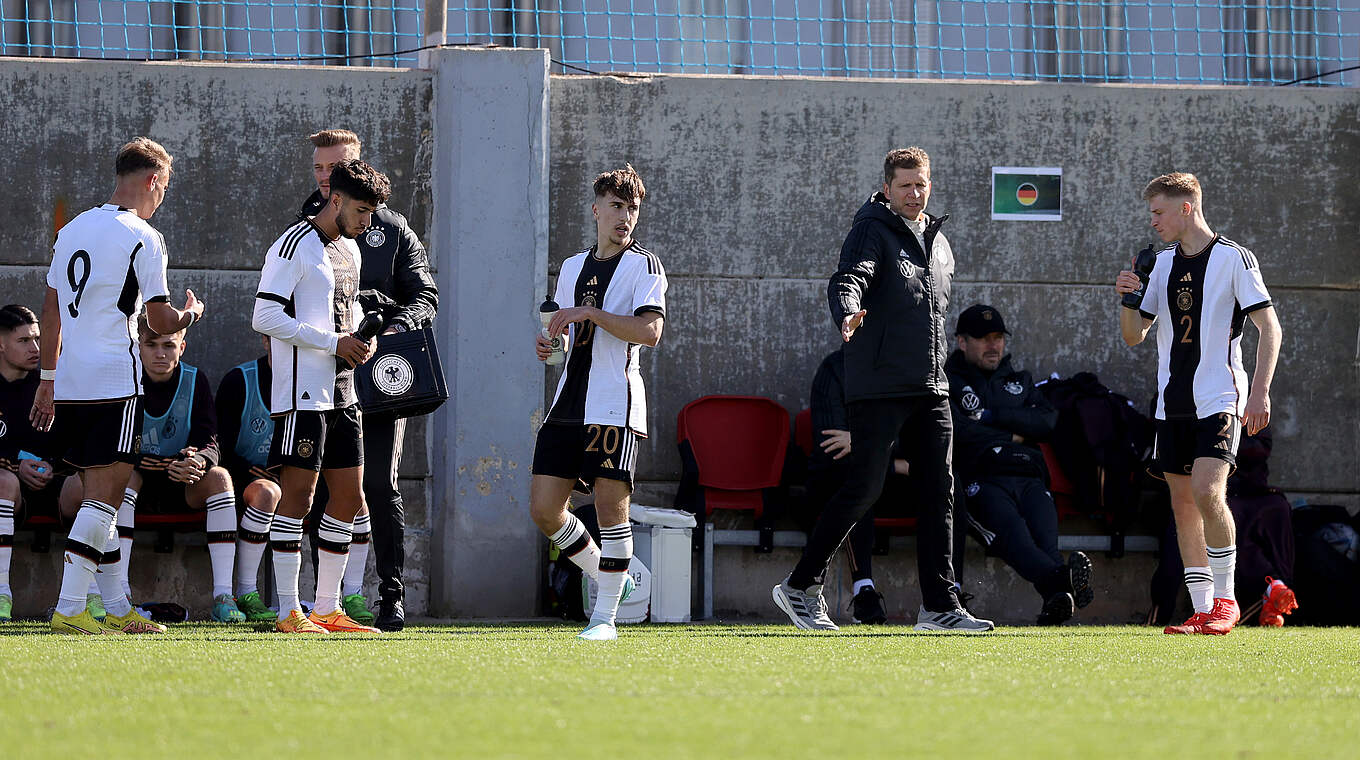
[1142,172,1202,209]
[308,129,362,153]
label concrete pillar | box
[428,47,550,617]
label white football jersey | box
[252,219,362,414]
[46,204,171,401]
[546,241,667,436]
[1137,236,1272,421]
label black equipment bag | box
[354,327,449,419]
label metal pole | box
[420,0,447,68]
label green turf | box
[2,622,1356,758]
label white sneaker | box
[913,605,995,632]
[577,621,618,641]
[772,575,839,631]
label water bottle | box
[338,310,385,370]
[539,296,566,365]
[1121,245,1157,309]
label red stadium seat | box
[676,395,790,519]
[1040,442,1082,521]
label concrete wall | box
[549,75,1360,509]
[0,57,438,616]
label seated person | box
[807,346,911,624]
[0,305,65,621]
[945,304,1094,625]
[215,335,284,622]
[60,315,244,622]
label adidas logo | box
[1180,273,1192,282]
[587,276,598,286]
[301,392,311,400]
[601,458,615,469]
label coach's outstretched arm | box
[828,223,880,342]
[1243,306,1281,436]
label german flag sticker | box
[992,167,1062,221]
[1016,183,1038,206]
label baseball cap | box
[955,304,1010,338]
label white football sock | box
[270,514,304,620]
[57,501,115,616]
[1206,545,1237,602]
[95,518,132,618]
[0,498,14,597]
[549,513,601,581]
[314,514,353,615]
[1184,566,1214,614]
[592,522,633,626]
[235,505,274,595]
[115,488,137,600]
[342,512,370,596]
[204,491,237,598]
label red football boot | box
[1201,597,1241,635]
[1164,611,1210,634]
[1258,577,1298,627]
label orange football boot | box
[1201,597,1241,635]
[1258,577,1298,627]
[308,609,381,634]
[1164,611,1211,634]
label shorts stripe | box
[281,412,296,453]
[118,398,137,454]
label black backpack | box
[1290,504,1360,625]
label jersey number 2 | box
[66,250,92,318]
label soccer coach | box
[301,129,438,631]
[773,147,992,632]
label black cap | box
[955,304,1010,338]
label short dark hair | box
[328,159,391,206]
[0,304,37,332]
[593,164,646,203]
[884,147,930,184]
[115,137,173,177]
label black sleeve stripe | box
[278,222,310,261]
[1241,300,1272,314]
[1222,238,1258,270]
[635,305,665,317]
[1138,309,1156,321]
[256,292,290,306]
[144,295,170,304]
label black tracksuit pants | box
[791,395,958,612]
[363,413,407,602]
[965,475,1066,597]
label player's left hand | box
[548,306,596,338]
[29,380,55,432]
[1243,391,1271,436]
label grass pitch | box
[2,622,1356,758]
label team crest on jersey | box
[1176,288,1193,311]
[966,482,980,497]
[297,439,315,459]
[132,435,141,454]
[364,227,386,248]
[373,354,415,396]
[162,419,177,438]
[583,295,597,308]
[250,417,268,434]
[960,387,980,412]
[1004,381,1024,395]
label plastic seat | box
[676,395,790,519]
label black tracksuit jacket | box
[944,350,1057,483]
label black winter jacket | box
[944,350,1057,482]
[302,191,439,331]
[828,193,954,402]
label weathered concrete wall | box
[550,75,1360,507]
[0,57,438,615]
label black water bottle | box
[338,310,385,370]
[1121,245,1157,309]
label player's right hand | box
[336,335,369,367]
[29,380,54,432]
[185,288,206,322]
[17,459,53,489]
[535,332,553,361]
[1114,270,1141,295]
[841,310,867,343]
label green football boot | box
[342,593,376,626]
[0,593,12,622]
[86,593,107,621]
[234,591,277,622]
